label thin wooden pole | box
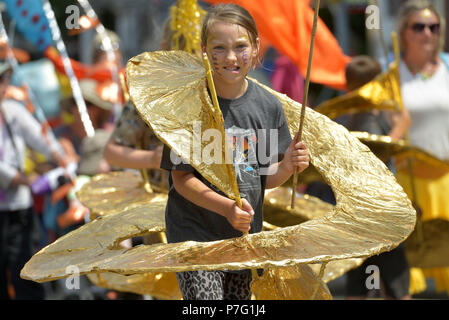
[291,0,321,209]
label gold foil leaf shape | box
[76,171,168,218]
[127,51,241,203]
[87,271,182,300]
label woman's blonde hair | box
[201,4,259,59]
[397,0,446,57]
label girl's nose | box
[225,49,237,62]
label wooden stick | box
[310,261,327,299]
[291,0,321,209]
[202,52,243,209]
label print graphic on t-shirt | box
[226,126,261,202]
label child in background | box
[103,18,189,190]
[160,4,310,300]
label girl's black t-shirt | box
[160,79,292,243]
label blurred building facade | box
[79,0,177,65]
[1,0,447,91]
[62,0,449,69]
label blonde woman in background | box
[396,0,449,296]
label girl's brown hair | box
[201,4,259,49]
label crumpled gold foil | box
[126,51,242,204]
[76,170,168,219]
[264,187,365,282]
[351,131,449,179]
[293,131,449,184]
[314,62,403,119]
[309,259,365,283]
[78,176,361,290]
[79,173,342,297]
[263,187,333,226]
[87,271,182,300]
[251,265,332,300]
[75,172,338,298]
[21,51,416,289]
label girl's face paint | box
[203,21,259,89]
[242,50,249,67]
[211,51,222,76]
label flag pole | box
[291,0,321,209]
[76,0,123,122]
[41,0,95,138]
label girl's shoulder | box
[249,79,283,106]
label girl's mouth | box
[224,66,240,72]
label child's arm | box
[103,139,163,169]
[388,108,411,141]
[265,139,310,189]
[171,170,254,233]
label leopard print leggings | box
[175,270,252,300]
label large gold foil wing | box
[314,62,403,119]
[21,51,415,284]
[263,187,365,283]
[126,51,241,203]
[76,171,168,219]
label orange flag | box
[202,0,351,90]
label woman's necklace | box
[406,59,439,80]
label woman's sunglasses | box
[410,22,440,34]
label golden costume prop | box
[79,172,362,295]
[20,50,416,299]
[315,62,403,119]
[83,172,335,299]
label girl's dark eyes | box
[213,45,248,50]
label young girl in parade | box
[160,4,310,300]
